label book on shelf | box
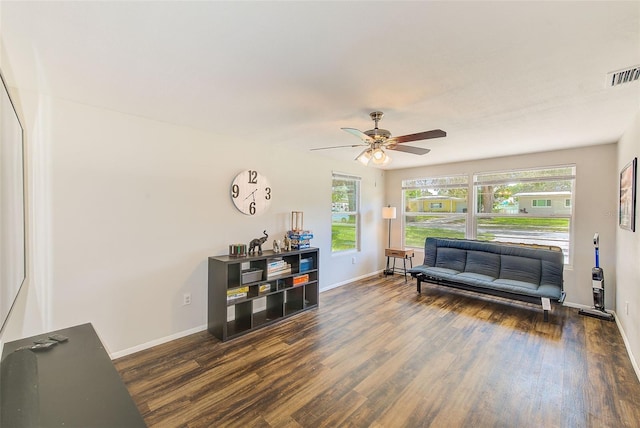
[300,257,313,271]
[267,259,286,268]
[267,264,290,273]
[285,274,309,286]
[267,267,291,278]
[227,286,249,296]
[267,260,292,276]
[227,292,247,301]
[258,283,272,293]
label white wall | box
[0,88,387,356]
[385,144,619,309]
[616,110,640,374]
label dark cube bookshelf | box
[208,247,319,341]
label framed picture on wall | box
[619,157,637,232]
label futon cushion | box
[540,259,563,289]
[493,278,540,292]
[499,255,541,285]
[435,248,467,272]
[464,250,500,278]
[456,272,497,284]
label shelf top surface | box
[211,247,318,263]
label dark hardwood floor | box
[115,275,640,427]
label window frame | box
[401,165,575,265]
[402,174,470,246]
[331,172,361,253]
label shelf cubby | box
[304,282,319,307]
[284,287,304,315]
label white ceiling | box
[2,1,639,169]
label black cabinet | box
[208,248,319,341]
[0,323,146,427]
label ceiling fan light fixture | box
[356,149,372,165]
[381,152,392,165]
[371,148,388,165]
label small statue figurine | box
[283,234,291,251]
[248,230,268,255]
[273,239,281,253]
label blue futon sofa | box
[408,237,565,320]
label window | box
[403,175,469,247]
[402,165,575,264]
[532,199,552,207]
[332,173,360,252]
[475,166,575,263]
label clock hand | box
[244,189,258,201]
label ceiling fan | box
[312,111,446,166]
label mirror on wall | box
[0,69,26,334]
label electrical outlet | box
[351,256,356,264]
[626,301,629,315]
[183,293,191,306]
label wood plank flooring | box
[114,275,640,427]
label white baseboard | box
[110,324,207,360]
[614,312,640,383]
[561,300,592,310]
[320,270,382,293]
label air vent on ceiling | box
[606,65,640,87]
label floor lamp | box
[382,206,397,275]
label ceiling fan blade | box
[388,145,431,155]
[341,127,375,142]
[394,129,447,144]
[310,144,366,151]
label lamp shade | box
[382,206,397,220]
[356,149,372,165]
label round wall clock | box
[230,170,272,216]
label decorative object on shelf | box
[287,211,313,250]
[228,243,247,257]
[283,234,291,251]
[273,239,281,253]
[291,211,304,231]
[230,170,272,216]
[619,157,637,232]
[287,230,314,250]
[382,205,397,275]
[248,230,269,255]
